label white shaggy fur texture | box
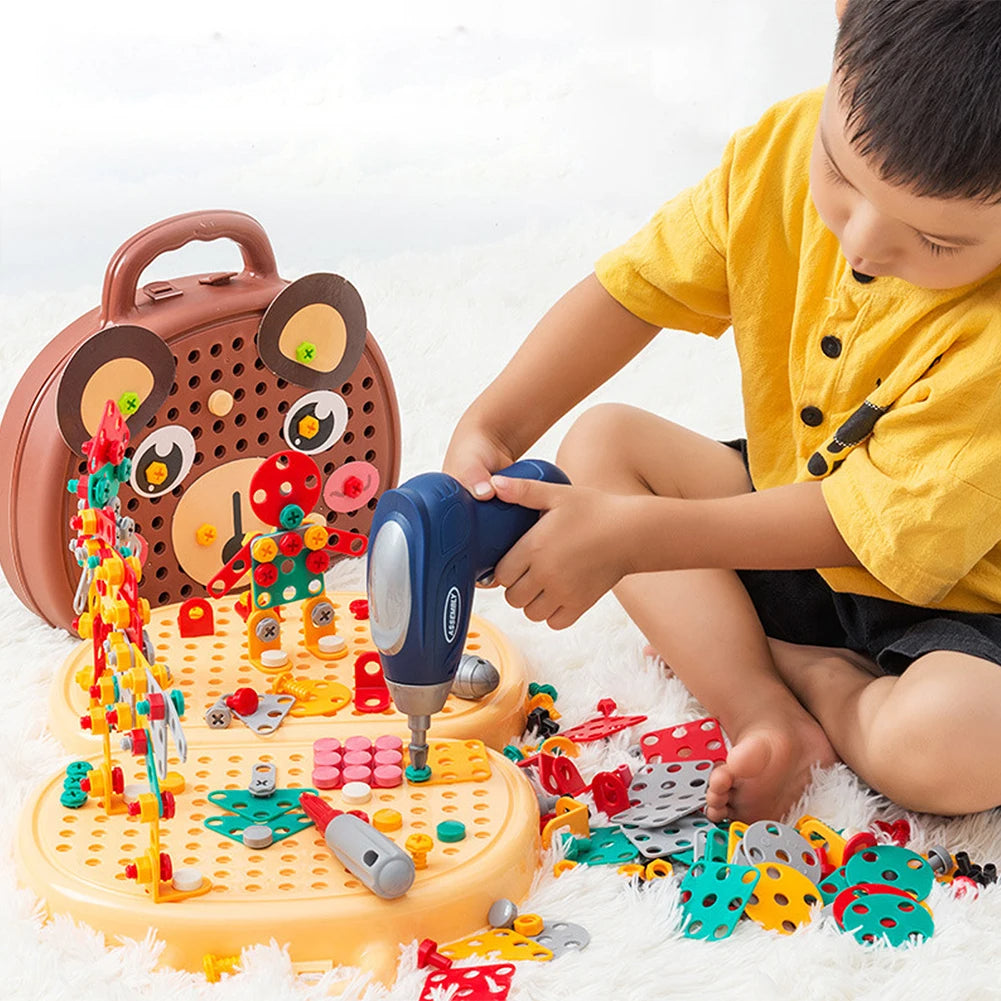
[1,4,999,999]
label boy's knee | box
[867,681,991,813]
[556,403,646,486]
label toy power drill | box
[366,459,570,777]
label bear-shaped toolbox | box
[0,210,400,632]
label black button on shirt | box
[800,406,824,427]
[821,336,842,358]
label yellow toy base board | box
[22,592,539,986]
[49,594,527,753]
[17,740,540,985]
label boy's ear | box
[835,0,849,21]
[256,273,367,389]
[56,325,176,455]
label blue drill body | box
[366,459,569,768]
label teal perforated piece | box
[207,786,318,825]
[696,826,730,863]
[575,826,639,866]
[840,889,934,946]
[845,846,934,901]
[204,809,316,845]
[672,847,695,867]
[817,865,850,904]
[679,860,761,940]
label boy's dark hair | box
[836,0,1001,203]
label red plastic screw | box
[342,475,364,499]
[349,599,369,620]
[227,688,260,716]
[597,698,617,717]
[161,791,176,820]
[417,938,453,970]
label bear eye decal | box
[130,426,196,497]
[283,390,349,455]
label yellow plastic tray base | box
[23,592,540,986]
[17,740,540,985]
[49,593,527,753]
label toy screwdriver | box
[366,459,569,777]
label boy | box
[443,0,1001,823]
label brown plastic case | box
[0,210,401,633]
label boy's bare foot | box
[705,713,838,823]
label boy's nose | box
[840,203,894,268]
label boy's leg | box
[770,642,1001,814]
[556,404,838,822]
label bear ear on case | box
[256,273,368,390]
[55,325,177,455]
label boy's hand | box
[490,474,637,630]
[442,426,518,502]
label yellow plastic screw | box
[203,953,240,982]
[297,415,320,440]
[405,833,434,870]
[195,523,218,546]
[145,461,168,486]
[252,536,278,562]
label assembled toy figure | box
[207,450,368,672]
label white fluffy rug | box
[2,4,1000,1000]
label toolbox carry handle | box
[99,209,279,324]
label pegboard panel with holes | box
[49,594,527,755]
[59,326,399,610]
[17,740,540,981]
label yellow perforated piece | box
[743,862,822,934]
[728,821,748,862]
[440,927,553,962]
[49,594,527,753]
[409,740,493,785]
[795,815,847,869]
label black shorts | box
[724,438,1001,676]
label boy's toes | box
[704,763,733,821]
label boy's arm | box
[628,480,861,572]
[445,274,661,485]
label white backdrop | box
[8,4,996,1000]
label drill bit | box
[408,714,431,772]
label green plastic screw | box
[295,341,317,364]
[60,788,88,809]
[118,391,141,416]
[169,688,185,718]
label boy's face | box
[809,76,1001,290]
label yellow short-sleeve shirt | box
[595,87,1001,612]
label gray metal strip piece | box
[231,693,296,736]
[741,820,823,883]
[528,920,590,958]
[620,811,714,860]
[614,759,714,828]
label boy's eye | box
[918,234,962,258]
[823,154,848,187]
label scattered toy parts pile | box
[505,692,995,949]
